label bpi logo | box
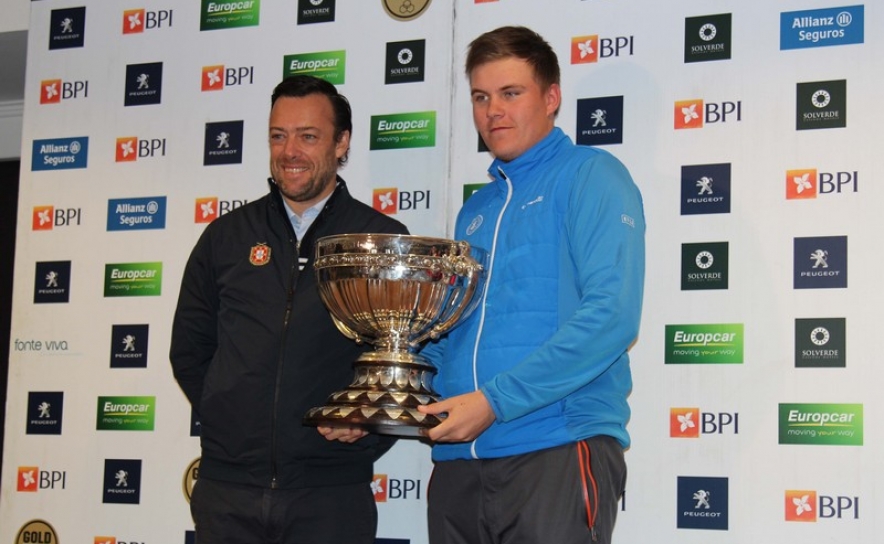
[95,537,146,544]
[40,79,88,104]
[786,168,857,199]
[674,98,742,129]
[17,466,67,492]
[122,8,174,34]
[116,137,167,162]
[570,34,634,64]
[194,197,247,223]
[201,65,255,91]
[785,490,860,522]
[32,206,82,230]
[670,408,739,438]
[372,474,422,502]
[373,188,431,215]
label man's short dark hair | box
[465,26,561,91]
[271,75,353,163]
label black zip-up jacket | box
[170,177,408,489]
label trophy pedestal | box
[303,352,445,437]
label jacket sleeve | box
[169,228,219,411]
[481,153,646,422]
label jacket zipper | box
[469,167,512,460]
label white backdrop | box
[3,1,882,543]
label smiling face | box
[469,57,560,163]
[268,94,350,215]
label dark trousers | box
[191,476,378,544]
[428,436,627,544]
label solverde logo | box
[200,0,260,31]
[282,51,346,84]
[104,262,162,297]
[96,396,156,431]
[779,403,862,446]
[665,323,743,364]
[370,111,436,150]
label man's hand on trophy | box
[417,390,495,442]
[317,425,368,443]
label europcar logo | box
[684,13,732,63]
[31,137,89,171]
[49,6,86,50]
[781,5,864,50]
[785,489,860,521]
[795,317,846,368]
[570,33,634,65]
[122,8,173,34]
[670,407,739,438]
[793,235,847,289]
[677,476,728,530]
[107,196,167,231]
[665,323,743,364]
[786,168,858,199]
[27,392,64,435]
[104,262,163,297]
[796,80,846,130]
[370,111,436,150]
[283,50,346,84]
[96,396,156,431]
[15,520,59,544]
[576,96,624,146]
[681,163,730,215]
[40,78,88,104]
[200,0,260,31]
[298,0,335,25]
[778,403,863,445]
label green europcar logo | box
[97,396,156,431]
[104,262,162,297]
[200,0,260,31]
[665,323,743,364]
[779,403,863,446]
[370,111,436,150]
[282,51,346,85]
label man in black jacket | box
[170,75,408,544]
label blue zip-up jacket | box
[421,127,645,461]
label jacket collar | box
[488,127,568,187]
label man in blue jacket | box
[418,26,646,544]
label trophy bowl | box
[303,233,487,436]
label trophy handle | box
[330,313,371,345]
[410,252,484,348]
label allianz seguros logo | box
[781,5,864,50]
[104,262,163,297]
[778,403,862,445]
[107,196,167,231]
[283,50,346,85]
[96,396,156,431]
[31,137,89,171]
[370,111,436,150]
[200,0,260,31]
[665,323,743,364]
[16,520,60,544]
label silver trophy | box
[303,233,487,436]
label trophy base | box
[303,355,445,437]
